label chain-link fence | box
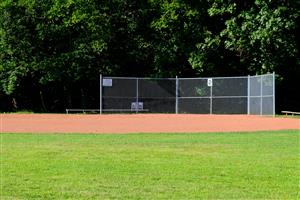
[249,74,275,115]
[100,73,275,115]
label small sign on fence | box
[131,102,143,111]
[207,78,213,87]
[103,79,112,87]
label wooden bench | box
[281,111,300,116]
[66,108,149,114]
[66,109,100,114]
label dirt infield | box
[1,114,299,134]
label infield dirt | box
[1,114,299,134]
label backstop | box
[100,73,275,115]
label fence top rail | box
[250,73,274,78]
[102,74,273,80]
[103,76,176,80]
[179,76,248,80]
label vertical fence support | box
[272,72,275,116]
[99,74,102,114]
[210,78,213,114]
[136,78,139,113]
[247,75,250,115]
[260,75,263,115]
[175,76,178,114]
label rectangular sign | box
[131,102,143,111]
[207,78,213,87]
[103,79,112,87]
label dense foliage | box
[0,0,299,112]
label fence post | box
[273,72,275,116]
[260,75,263,115]
[247,75,250,115]
[99,74,102,114]
[210,78,213,114]
[136,78,139,113]
[175,76,178,114]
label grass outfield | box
[1,131,299,199]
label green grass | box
[1,130,299,199]
[0,110,34,114]
[276,114,300,119]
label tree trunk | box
[39,89,47,112]
[64,85,72,108]
[80,88,86,109]
[12,97,18,110]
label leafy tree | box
[190,0,299,75]
[0,0,111,110]
[149,0,208,77]
[0,0,299,112]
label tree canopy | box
[0,0,299,112]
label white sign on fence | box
[131,102,143,111]
[207,78,213,87]
[103,79,112,87]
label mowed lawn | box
[1,130,299,199]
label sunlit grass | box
[1,130,299,199]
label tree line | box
[0,0,299,112]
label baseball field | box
[1,114,299,199]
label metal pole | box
[136,78,139,113]
[247,75,250,115]
[175,76,178,114]
[260,75,263,115]
[273,72,275,116]
[210,78,213,114]
[99,74,102,114]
